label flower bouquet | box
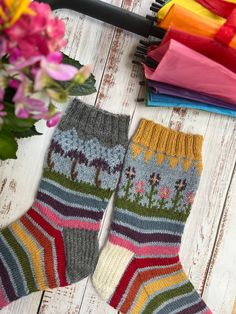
[0,0,96,160]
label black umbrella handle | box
[40,0,164,38]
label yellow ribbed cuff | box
[133,119,203,161]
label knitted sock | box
[93,120,212,314]
[0,100,130,309]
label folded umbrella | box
[157,0,225,23]
[195,0,236,18]
[147,80,236,110]
[147,91,236,118]
[144,39,236,105]
[158,4,236,48]
[148,27,236,73]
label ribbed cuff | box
[133,119,203,161]
[59,99,130,147]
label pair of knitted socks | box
[0,100,212,313]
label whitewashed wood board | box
[0,0,236,313]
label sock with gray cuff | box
[0,99,130,309]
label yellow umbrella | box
[157,0,225,24]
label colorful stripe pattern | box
[93,120,212,313]
[0,101,130,309]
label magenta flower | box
[159,187,171,199]
[184,192,195,205]
[5,2,66,60]
[135,181,145,194]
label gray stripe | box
[39,178,106,211]
[114,208,184,234]
[116,220,183,236]
[157,290,200,314]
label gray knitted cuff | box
[59,99,130,148]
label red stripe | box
[28,208,68,286]
[110,256,179,308]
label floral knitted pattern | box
[0,100,130,310]
[92,119,212,314]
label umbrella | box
[195,0,236,18]
[157,0,225,23]
[144,39,236,105]
[148,27,236,73]
[158,4,236,48]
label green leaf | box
[0,131,18,160]
[62,53,83,69]
[60,75,96,96]
[13,125,42,138]
[61,53,96,96]
[2,113,35,132]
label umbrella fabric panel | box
[147,81,236,110]
[146,92,236,117]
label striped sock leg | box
[0,100,129,309]
[93,120,213,314]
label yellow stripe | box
[11,222,48,290]
[130,271,187,314]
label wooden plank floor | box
[0,1,236,313]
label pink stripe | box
[109,235,179,255]
[0,289,9,308]
[203,310,213,314]
[34,202,100,231]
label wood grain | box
[0,0,235,313]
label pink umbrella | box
[144,39,236,105]
[147,26,236,73]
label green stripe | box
[44,169,113,201]
[2,228,37,292]
[142,281,194,313]
[115,197,188,222]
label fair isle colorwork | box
[92,120,213,314]
[0,100,130,309]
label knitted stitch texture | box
[92,119,212,314]
[0,99,130,309]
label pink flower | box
[135,181,145,194]
[46,112,62,127]
[184,192,195,205]
[37,52,78,82]
[5,2,66,60]
[159,187,171,199]
[13,75,48,119]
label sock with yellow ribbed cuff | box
[92,119,212,314]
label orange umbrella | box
[158,4,236,49]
